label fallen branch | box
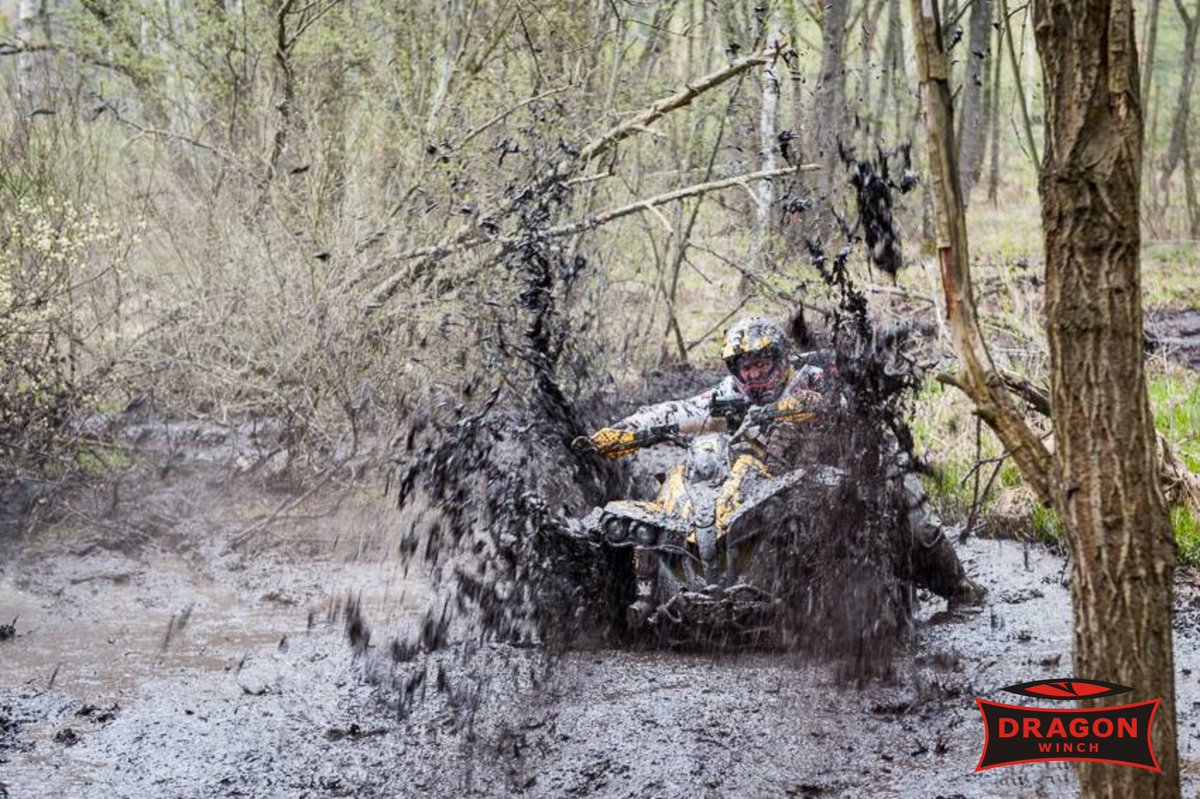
[363,163,818,310]
[1159,433,1200,512]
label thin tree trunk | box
[1157,0,1198,192]
[986,12,1004,203]
[1184,128,1200,237]
[907,0,1055,504]
[999,0,1040,168]
[1140,0,1162,112]
[814,0,848,203]
[1034,0,1181,795]
[958,0,992,201]
[749,4,779,281]
[16,0,48,114]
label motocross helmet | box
[722,315,792,403]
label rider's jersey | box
[612,354,828,436]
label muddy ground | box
[2,416,1200,799]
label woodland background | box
[1,0,1198,556]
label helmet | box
[722,315,792,403]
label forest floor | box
[3,365,1200,798]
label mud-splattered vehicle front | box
[569,392,845,644]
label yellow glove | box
[589,427,640,459]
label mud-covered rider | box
[589,315,985,608]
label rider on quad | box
[588,314,985,610]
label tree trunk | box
[1140,0,1161,113]
[749,5,779,280]
[813,0,848,204]
[1000,0,1040,168]
[1185,130,1200,237]
[1157,0,1198,193]
[907,0,1055,504]
[1033,0,1181,796]
[986,11,1004,203]
[958,0,991,201]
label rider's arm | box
[611,389,727,435]
[588,387,727,459]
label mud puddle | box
[1148,308,1200,369]
[2,446,1200,798]
[4,506,1199,797]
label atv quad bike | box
[573,391,846,642]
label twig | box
[1000,370,1051,416]
[349,44,788,290]
[398,163,816,260]
[364,163,818,309]
[574,43,787,166]
[457,85,570,150]
[865,283,937,305]
[964,457,1007,542]
[226,468,338,551]
[685,297,752,352]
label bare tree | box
[749,4,780,279]
[813,0,848,204]
[915,0,1182,791]
[1140,0,1162,110]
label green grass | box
[1147,370,1200,472]
[1143,243,1200,309]
[910,364,1200,565]
[74,444,132,476]
[1173,506,1200,565]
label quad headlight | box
[604,516,629,543]
[632,521,659,546]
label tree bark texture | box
[1033,0,1180,795]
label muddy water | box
[1148,308,1200,370]
[4,482,1200,799]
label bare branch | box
[574,43,787,167]
[363,163,818,312]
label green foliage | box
[1173,506,1200,566]
[1147,371,1200,472]
[1029,504,1063,547]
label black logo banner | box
[975,698,1160,772]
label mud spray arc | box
[346,124,939,732]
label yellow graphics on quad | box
[658,467,691,519]
[713,453,770,539]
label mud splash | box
[356,141,945,750]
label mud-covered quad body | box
[574,396,844,641]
